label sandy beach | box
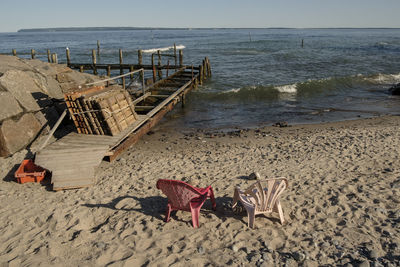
[0,115,399,266]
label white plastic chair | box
[232,178,288,228]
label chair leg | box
[209,188,217,210]
[165,203,172,222]
[190,207,201,228]
[276,200,285,225]
[232,188,239,209]
[247,208,256,229]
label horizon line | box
[13,26,400,33]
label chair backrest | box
[241,178,288,212]
[157,179,202,211]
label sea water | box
[1,28,400,130]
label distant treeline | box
[17,27,191,33]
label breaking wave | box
[142,45,185,54]
[197,72,400,101]
[363,73,400,85]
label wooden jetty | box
[35,53,211,191]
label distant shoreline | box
[17,26,400,33]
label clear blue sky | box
[1,0,400,32]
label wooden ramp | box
[35,67,209,191]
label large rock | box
[389,83,400,95]
[34,106,60,129]
[0,92,23,121]
[0,70,43,111]
[0,55,32,74]
[24,59,70,77]
[44,76,64,99]
[0,113,42,157]
[25,71,62,101]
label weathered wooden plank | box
[37,156,103,166]
[61,133,115,142]
[37,149,105,157]
[53,180,94,191]
[47,140,111,147]
[36,154,105,163]
[55,137,113,144]
[52,175,95,183]
[51,140,113,147]
[150,95,170,98]
[52,170,95,182]
[107,97,180,161]
[38,146,108,154]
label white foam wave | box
[142,45,185,54]
[365,73,400,85]
[220,85,256,94]
[275,84,297,93]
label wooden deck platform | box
[35,66,208,191]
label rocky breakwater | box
[0,55,102,157]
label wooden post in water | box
[174,43,177,67]
[47,50,51,62]
[12,49,17,56]
[130,66,134,80]
[97,40,100,55]
[31,49,36,59]
[207,57,212,77]
[166,60,170,77]
[92,49,97,75]
[179,50,183,67]
[119,49,124,73]
[157,50,162,79]
[181,93,186,108]
[199,65,203,85]
[119,49,125,88]
[107,65,111,77]
[138,50,143,65]
[191,65,197,88]
[301,39,304,48]
[66,48,71,66]
[202,59,207,79]
[152,54,156,83]
[107,65,111,86]
[51,53,58,64]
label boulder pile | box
[0,55,102,157]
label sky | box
[1,0,400,32]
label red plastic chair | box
[156,179,217,228]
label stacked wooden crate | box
[64,86,138,136]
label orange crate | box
[14,159,46,184]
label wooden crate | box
[64,86,138,136]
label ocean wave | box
[197,72,400,101]
[142,45,185,54]
[364,73,400,85]
[275,84,297,93]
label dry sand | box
[0,116,399,266]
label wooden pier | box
[34,49,211,191]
